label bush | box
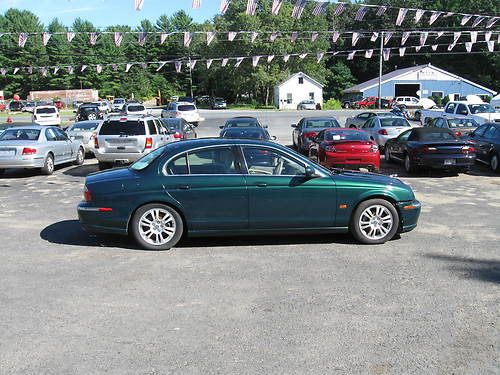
[323,98,342,110]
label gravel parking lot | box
[0,110,499,374]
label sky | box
[0,0,219,27]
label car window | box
[186,147,239,175]
[225,118,259,127]
[0,128,40,141]
[397,130,412,142]
[448,119,478,128]
[222,128,267,140]
[54,128,68,140]
[315,130,325,141]
[380,118,411,127]
[357,113,369,119]
[166,153,189,175]
[45,128,58,141]
[305,119,340,128]
[242,147,305,176]
[418,131,456,142]
[128,105,145,112]
[69,122,99,131]
[493,128,500,139]
[130,147,165,171]
[147,120,157,135]
[36,107,57,114]
[178,105,196,111]
[362,119,373,128]
[445,103,456,114]
[325,130,370,141]
[468,104,495,114]
[456,104,468,116]
[484,126,497,139]
[99,120,146,136]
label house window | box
[286,93,293,104]
[309,92,315,100]
[431,91,443,98]
[298,77,304,84]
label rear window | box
[325,130,370,141]
[128,105,145,112]
[0,128,40,141]
[99,120,146,136]
[448,119,478,128]
[177,105,196,111]
[380,118,411,127]
[69,122,99,131]
[225,118,259,127]
[222,129,266,139]
[418,132,456,142]
[305,119,340,128]
[113,99,125,104]
[36,107,56,114]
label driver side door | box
[241,145,336,229]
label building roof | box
[343,63,496,95]
[276,72,324,89]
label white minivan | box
[32,106,61,126]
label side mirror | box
[271,136,277,141]
[219,125,224,129]
[73,110,77,113]
[305,165,319,178]
[263,125,268,128]
[291,124,297,128]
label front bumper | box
[397,200,421,233]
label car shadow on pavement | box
[63,163,99,177]
[40,220,140,250]
[424,253,500,284]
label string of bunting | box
[0,39,497,77]
[130,0,500,29]
[3,29,499,48]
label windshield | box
[36,107,56,114]
[380,118,411,127]
[225,118,259,127]
[130,147,165,171]
[0,128,40,141]
[69,122,99,131]
[468,104,495,114]
[99,120,145,135]
[305,119,340,128]
[325,130,370,141]
[128,105,145,112]
[448,119,479,128]
[222,129,267,139]
[302,100,314,104]
[178,105,196,111]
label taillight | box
[378,129,388,135]
[94,136,99,149]
[455,131,462,137]
[84,185,92,202]
[462,145,475,153]
[145,137,153,149]
[22,147,37,155]
[173,132,182,139]
[422,146,438,153]
[303,131,317,139]
[369,144,379,153]
[325,145,336,152]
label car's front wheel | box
[490,153,499,172]
[131,204,183,251]
[351,199,399,244]
[74,147,85,165]
[404,154,416,174]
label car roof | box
[162,138,287,154]
[35,105,57,109]
[301,117,339,121]
[227,116,258,120]
[1,124,56,130]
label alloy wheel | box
[491,154,499,171]
[358,205,394,241]
[138,208,177,246]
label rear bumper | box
[77,202,128,235]
[34,118,61,126]
[94,150,148,163]
[0,156,45,169]
[323,152,380,170]
[397,200,421,233]
[414,154,475,169]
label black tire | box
[130,203,183,251]
[343,103,350,109]
[98,161,112,171]
[490,153,499,172]
[74,147,85,166]
[41,154,55,175]
[404,154,416,174]
[0,169,5,175]
[351,199,399,244]
[385,147,392,163]
[349,125,357,129]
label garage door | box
[395,84,420,97]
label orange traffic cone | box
[7,116,13,124]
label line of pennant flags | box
[0,39,497,77]
[130,0,500,30]
[3,29,499,48]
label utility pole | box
[378,31,384,109]
[188,57,194,98]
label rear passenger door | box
[163,146,248,231]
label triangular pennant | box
[67,66,74,74]
[396,8,408,26]
[283,54,290,62]
[311,32,319,42]
[0,68,7,76]
[429,11,442,25]
[228,31,237,41]
[270,32,278,42]
[420,31,429,46]
[27,67,33,74]
[42,32,51,46]
[183,32,193,47]
[221,58,229,67]
[40,67,48,77]
[174,61,182,72]
[67,32,75,43]
[192,0,202,9]
[316,52,324,63]
[382,48,390,61]
[89,32,98,45]
[81,65,87,72]
[206,31,216,45]
[13,67,19,75]
[114,32,123,47]
[111,64,118,71]
[134,0,144,10]
[53,67,60,74]
[364,49,373,58]
[486,41,494,52]
[234,57,244,68]
[399,47,406,57]
[414,9,425,23]
[245,0,257,16]
[156,62,167,72]
[267,55,275,63]
[351,32,360,46]
[401,31,411,45]
[485,17,499,28]
[484,31,492,42]
[18,33,29,47]
[452,31,461,45]
[251,32,258,43]
[299,53,307,59]
[431,44,438,51]
[347,50,356,60]
[271,0,284,15]
[220,0,231,14]
[332,31,340,43]
[125,63,133,72]
[138,31,147,46]
[291,31,298,42]
[461,14,473,25]
[436,31,445,39]
[188,60,197,70]
[472,16,485,27]
[383,32,393,45]
[465,42,473,53]
[140,62,147,70]
[470,31,478,44]
[206,59,213,69]
[370,32,379,42]
[160,32,168,44]
[252,55,260,67]
[96,64,102,73]
[415,46,422,52]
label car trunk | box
[418,141,470,155]
[328,141,374,153]
[383,126,410,137]
[0,141,38,160]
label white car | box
[420,101,500,126]
[161,102,204,125]
[32,106,61,126]
[111,98,126,111]
[125,103,148,116]
[92,101,111,113]
[297,100,316,110]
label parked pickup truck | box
[420,101,500,126]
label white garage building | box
[274,72,324,110]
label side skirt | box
[188,227,350,238]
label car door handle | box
[256,182,267,187]
[178,185,190,190]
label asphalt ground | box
[0,110,499,374]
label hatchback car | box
[0,125,84,175]
[93,115,171,170]
[161,102,203,125]
[360,116,412,149]
[78,139,421,250]
[32,106,61,126]
[65,120,102,154]
[467,122,500,172]
[112,98,126,112]
[292,117,341,154]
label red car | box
[308,128,380,172]
[356,96,377,108]
[54,100,65,109]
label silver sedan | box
[65,120,102,154]
[0,125,84,175]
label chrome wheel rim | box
[46,157,54,172]
[358,205,393,240]
[138,208,176,246]
[491,155,498,170]
[77,149,84,163]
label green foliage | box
[323,98,342,110]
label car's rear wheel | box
[74,147,85,165]
[41,154,54,175]
[490,153,499,172]
[404,154,416,174]
[385,147,392,163]
[131,204,183,251]
[98,161,112,171]
[351,199,399,244]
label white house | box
[274,72,324,110]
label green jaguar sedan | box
[77,139,421,250]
